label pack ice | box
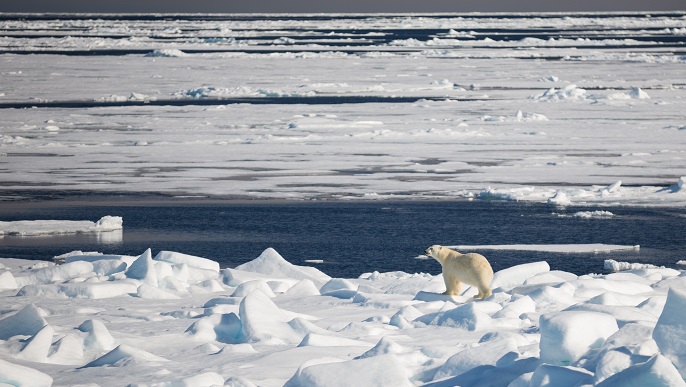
[0,247,685,386]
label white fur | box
[425,245,494,299]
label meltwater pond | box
[0,198,685,278]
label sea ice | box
[1,246,686,385]
[539,310,619,365]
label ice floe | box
[0,246,685,385]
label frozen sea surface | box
[1,12,685,206]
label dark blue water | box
[1,199,685,278]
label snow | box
[1,14,686,207]
[0,216,122,236]
[653,287,686,378]
[0,247,685,385]
[1,11,686,386]
[539,311,619,365]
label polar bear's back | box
[444,250,494,284]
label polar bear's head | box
[424,245,444,258]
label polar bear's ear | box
[438,246,443,251]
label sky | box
[0,0,684,13]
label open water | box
[1,198,684,278]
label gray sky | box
[1,0,684,13]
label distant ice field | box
[0,12,685,205]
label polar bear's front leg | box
[442,273,461,296]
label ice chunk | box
[629,87,651,99]
[79,319,117,351]
[186,312,245,344]
[145,48,189,57]
[0,304,47,340]
[530,364,594,386]
[239,289,307,344]
[652,287,686,378]
[548,191,572,206]
[415,302,494,331]
[83,344,169,367]
[48,334,84,365]
[126,249,158,286]
[0,270,17,290]
[137,283,182,299]
[18,281,139,299]
[133,372,225,387]
[594,349,633,384]
[492,295,536,319]
[224,376,258,387]
[491,261,550,290]
[596,354,685,386]
[154,251,219,272]
[235,248,330,284]
[540,311,619,365]
[284,354,412,387]
[231,280,276,298]
[320,278,359,298]
[91,259,128,276]
[604,259,661,272]
[17,324,54,362]
[356,336,406,359]
[298,333,371,347]
[15,260,94,286]
[433,337,520,380]
[284,279,321,296]
[0,358,52,387]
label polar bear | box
[424,245,494,299]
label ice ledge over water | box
[0,216,122,236]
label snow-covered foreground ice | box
[1,13,686,206]
[1,247,685,386]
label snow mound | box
[17,324,54,362]
[0,270,17,290]
[604,260,661,272]
[355,336,406,359]
[530,364,594,386]
[155,251,220,272]
[285,354,412,387]
[15,260,94,286]
[78,319,117,351]
[126,249,158,286]
[491,261,550,290]
[134,372,226,387]
[235,248,330,285]
[548,190,572,206]
[433,337,521,380]
[416,302,496,331]
[240,289,314,345]
[0,358,52,387]
[652,287,686,378]
[596,354,685,386]
[540,311,619,365]
[0,304,47,340]
[320,278,359,298]
[629,87,651,99]
[186,312,245,344]
[532,85,587,101]
[514,110,549,122]
[83,344,169,367]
